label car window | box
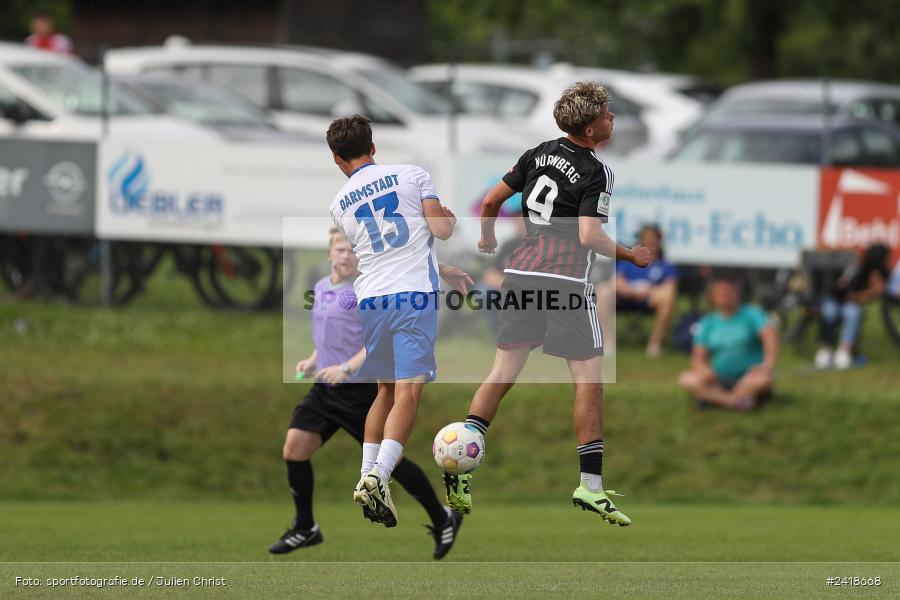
[850,98,900,127]
[357,66,451,115]
[137,80,270,127]
[496,87,538,118]
[277,68,356,116]
[607,87,643,118]
[719,131,819,163]
[876,100,900,125]
[859,127,900,167]
[828,129,864,166]
[0,82,18,104]
[450,81,500,115]
[356,94,401,125]
[0,82,33,120]
[418,80,449,96]
[669,131,721,161]
[205,64,269,107]
[12,63,152,116]
[706,98,838,123]
[671,130,819,164]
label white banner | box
[611,162,819,267]
[96,138,819,267]
[96,138,428,248]
[453,157,820,268]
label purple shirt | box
[312,276,363,381]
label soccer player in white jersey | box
[326,115,457,527]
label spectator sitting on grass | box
[615,224,678,357]
[677,275,778,411]
[815,243,892,370]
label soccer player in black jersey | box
[443,82,651,526]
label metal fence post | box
[99,43,112,308]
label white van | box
[105,40,533,155]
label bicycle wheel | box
[0,234,32,292]
[172,244,223,309]
[207,245,281,310]
[59,238,149,306]
[882,293,900,347]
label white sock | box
[361,443,380,478]
[373,439,404,479]
[581,472,603,492]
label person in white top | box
[326,115,458,528]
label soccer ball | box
[432,422,485,474]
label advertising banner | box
[818,167,900,264]
[453,157,820,268]
[0,139,96,234]
[97,139,354,247]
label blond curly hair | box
[553,81,610,135]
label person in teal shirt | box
[678,276,778,410]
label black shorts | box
[496,273,604,360]
[289,382,377,444]
[616,297,653,313]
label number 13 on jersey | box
[354,191,410,252]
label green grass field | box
[1,502,898,599]
[2,266,899,598]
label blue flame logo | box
[108,152,150,213]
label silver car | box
[690,79,900,133]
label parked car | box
[568,65,712,159]
[669,115,900,168]
[0,42,218,141]
[410,63,710,158]
[105,39,534,155]
[114,73,315,143]
[688,79,900,135]
[409,62,650,156]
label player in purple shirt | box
[269,228,472,559]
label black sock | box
[286,460,314,530]
[577,439,604,475]
[392,457,447,526]
[465,414,490,436]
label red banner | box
[819,168,900,264]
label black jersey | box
[501,137,613,281]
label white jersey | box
[330,163,441,300]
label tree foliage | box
[429,0,900,84]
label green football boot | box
[443,472,473,514]
[572,485,632,527]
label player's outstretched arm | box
[479,180,516,254]
[295,349,317,377]
[578,216,651,266]
[317,347,366,385]
[423,198,455,240]
[438,263,475,294]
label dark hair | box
[638,223,664,259]
[326,115,373,160]
[708,268,749,298]
[860,243,891,277]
